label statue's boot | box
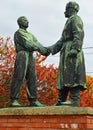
[61,100,80,107]
[11,100,21,107]
[29,99,45,107]
[56,99,62,106]
[56,88,69,106]
[61,87,80,107]
[61,100,72,106]
[69,87,80,107]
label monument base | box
[0,106,93,129]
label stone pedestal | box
[0,106,93,130]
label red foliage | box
[35,53,58,105]
[0,36,93,107]
[80,75,93,107]
[0,36,16,107]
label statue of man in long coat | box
[49,1,86,107]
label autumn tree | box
[0,36,93,107]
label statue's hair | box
[66,1,79,12]
[17,16,28,25]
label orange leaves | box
[35,53,58,105]
[80,75,93,107]
[0,37,15,88]
[37,81,58,105]
[0,37,15,107]
[86,75,93,96]
[35,52,47,66]
[35,53,58,84]
[1,37,93,107]
[0,86,6,96]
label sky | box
[0,0,93,76]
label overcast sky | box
[0,0,93,76]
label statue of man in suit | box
[10,16,50,107]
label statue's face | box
[64,7,77,18]
[64,2,79,18]
[18,16,29,28]
[21,17,29,28]
[64,8,71,18]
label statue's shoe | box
[61,100,72,105]
[61,100,80,107]
[11,100,21,107]
[30,100,45,107]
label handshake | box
[41,46,52,56]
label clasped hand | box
[43,47,51,56]
[68,49,78,58]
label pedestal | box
[0,106,93,130]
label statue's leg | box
[10,52,28,106]
[26,65,37,101]
[26,56,37,100]
[59,87,80,107]
[26,57,44,107]
[56,87,69,106]
[70,86,80,107]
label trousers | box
[10,51,37,102]
[58,86,80,106]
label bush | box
[0,36,93,107]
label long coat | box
[50,14,86,90]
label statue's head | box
[17,16,29,28]
[64,1,79,18]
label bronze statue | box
[10,16,50,107]
[49,1,86,107]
